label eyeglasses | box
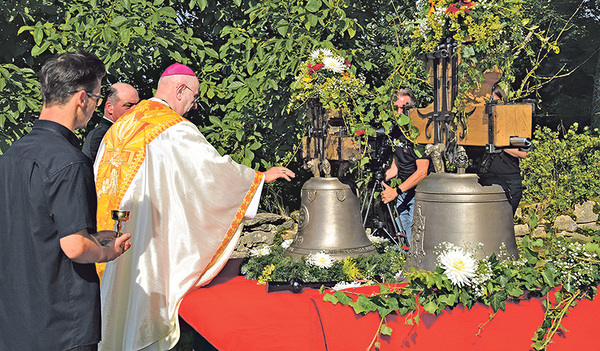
[69,90,104,107]
[86,92,104,107]
[183,85,200,104]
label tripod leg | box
[385,201,410,248]
[362,184,377,227]
[385,202,401,234]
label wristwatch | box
[396,186,403,196]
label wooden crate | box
[301,133,361,162]
[408,103,532,147]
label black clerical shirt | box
[0,119,101,350]
[82,117,113,161]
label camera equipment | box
[359,127,409,249]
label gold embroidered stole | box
[94,100,184,278]
[95,100,185,231]
[95,99,264,280]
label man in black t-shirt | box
[381,89,434,246]
[478,86,529,215]
[0,52,131,351]
[480,150,527,214]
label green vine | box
[532,289,586,350]
[243,232,600,350]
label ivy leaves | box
[322,234,600,349]
[323,283,417,334]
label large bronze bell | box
[404,172,519,272]
[285,177,377,259]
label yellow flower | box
[343,257,362,280]
[257,264,275,285]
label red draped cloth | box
[179,260,599,350]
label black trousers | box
[67,344,98,351]
[479,174,523,215]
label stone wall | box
[514,200,599,242]
[232,213,297,258]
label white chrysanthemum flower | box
[250,246,271,257]
[321,48,333,57]
[367,234,388,244]
[281,239,293,249]
[307,251,334,269]
[438,247,477,287]
[310,49,322,60]
[331,281,363,291]
[322,56,346,73]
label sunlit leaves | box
[0,64,40,154]
[521,124,600,218]
[305,0,321,13]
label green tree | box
[526,0,600,129]
[0,0,581,211]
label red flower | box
[344,60,351,67]
[355,130,365,136]
[446,0,475,16]
[308,63,324,75]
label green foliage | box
[318,234,600,350]
[0,0,579,211]
[241,236,406,284]
[521,123,600,218]
[0,64,39,153]
[528,0,600,129]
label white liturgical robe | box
[94,99,264,351]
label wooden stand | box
[409,102,533,147]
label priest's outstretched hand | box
[264,166,295,183]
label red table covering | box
[179,259,600,350]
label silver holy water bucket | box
[285,177,377,259]
[404,172,519,271]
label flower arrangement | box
[409,0,554,105]
[287,48,368,115]
[414,0,515,53]
[241,233,406,285]
[323,235,600,350]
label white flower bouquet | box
[288,48,367,111]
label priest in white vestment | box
[93,63,294,351]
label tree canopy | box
[1,0,597,210]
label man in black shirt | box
[82,82,139,161]
[478,85,529,215]
[481,150,527,214]
[0,52,132,351]
[381,89,433,246]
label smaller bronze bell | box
[285,177,377,260]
